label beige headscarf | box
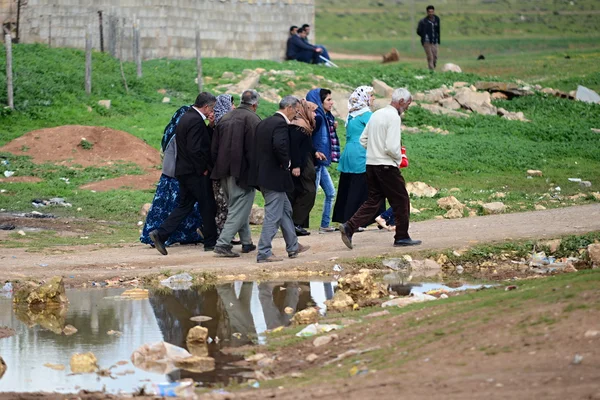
[291,100,318,135]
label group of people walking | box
[141,84,421,263]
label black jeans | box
[347,165,410,241]
[156,173,218,247]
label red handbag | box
[399,146,409,168]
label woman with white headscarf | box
[332,86,383,226]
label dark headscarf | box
[291,100,317,135]
[213,94,234,124]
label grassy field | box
[0,15,599,248]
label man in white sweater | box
[339,88,421,249]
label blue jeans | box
[381,207,395,226]
[315,166,336,228]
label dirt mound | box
[0,176,43,183]
[80,170,161,192]
[0,125,161,169]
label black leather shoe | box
[242,244,257,253]
[295,225,310,236]
[149,230,168,255]
[230,240,242,246]
[339,223,353,249]
[214,245,240,258]
[393,238,422,247]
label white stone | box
[437,196,465,211]
[406,181,438,198]
[372,78,394,97]
[161,97,170,103]
[441,63,462,73]
[313,334,338,347]
[527,170,543,177]
[98,100,111,109]
[482,202,506,215]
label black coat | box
[211,105,261,189]
[416,15,441,45]
[249,113,294,193]
[286,34,317,60]
[174,108,212,177]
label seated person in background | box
[301,23,330,61]
[285,25,299,60]
[286,27,323,64]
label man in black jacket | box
[250,96,310,263]
[286,27,323,64]
[416,5,441,70]
[150,92,218,255]
[211,89,261,258]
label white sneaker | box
[319,226,336,233]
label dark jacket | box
[286,34,317,60]
[289,125,314,171]
[211,105,261,189]
[306,88,340,167]
[416,15,441,45]
[249,113,294,193]
[174,107,212,177]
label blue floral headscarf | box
[213,94,234,124]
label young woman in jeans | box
[306,88,340,233]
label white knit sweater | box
[359,105,402,167]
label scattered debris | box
[296,323,343,338]
[43,363,65,371]
[382,292,437,308]
[131,341,195,374]
[571,354,583,365]
[324,346,381,366]
[31,198,72,208]
[160,273,193,291]
[153,378,195,397]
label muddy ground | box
[1,204,599,286]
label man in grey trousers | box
[249,96,310,263]
[211,90,262,257]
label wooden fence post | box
[85,25,92,95]
[48,15,52,47]
[5,34,14,109]
[133,18,142,78]
[196,27,203,92]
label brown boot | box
[288,243,310,258]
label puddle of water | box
[0,278,488,394]
[0,281,337,394]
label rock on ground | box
[437,196,465,212]
[13,276,68,307]
[174,355,216,373]
[483,202,507,215]
[444,208,463,219]
[372,78,394,97]
[291,308,319,325]
[527,169,543,177]
[576,85,600,104]
[337,270,388,303]
[313,334,338,347]
[325,290,355,312]
[420,103,469,118]
[442,63,462,73]
[406,181,438,198]
[249,204,264,225]
[588,244,600,264]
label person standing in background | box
[416,5,441,70]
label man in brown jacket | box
[211,90,261,257]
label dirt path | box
[1,204,599,284]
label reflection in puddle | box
[0,277,486,394]
[0,281,336,394]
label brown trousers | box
[346,165,410,241]
[423,42,438,70]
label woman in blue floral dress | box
[140,105,204,246]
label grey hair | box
[279,95,300,110]
[391,88,412,103]
[241,89,260,106]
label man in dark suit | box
[150,92,218,255]
[249,96,310,263]
[286,27,322,64]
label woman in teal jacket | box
[332,86,383,224]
